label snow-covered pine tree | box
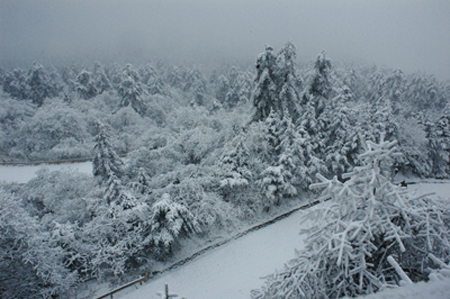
[252,45,279,122]
[303,51,332,119]
[117,75,146,115]
[252,136,450,299]
[26,62,59,106]
[258,164,296,206]
[276,41,302,122]
[150,193,200,256]
[74,70,98,100]
[103,174,136,209]
[264,109,284,157]
[94,69,112,94]
[128,167,152,195]
[276,111,309,189]
[219,135,253,201]
[92,122,124,182]
[2,68,28,100]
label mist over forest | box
[1,1,450,299]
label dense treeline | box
[0,42,449,298]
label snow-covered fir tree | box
[276,41,303,122]
[92,122,124,182]
[26,62,59,106]
[74,70,98,100]
[2,68,28,100]
[117,75,146,115]
[303,51,332,119]
[258,164,297,206]
[252,45,279,122]
[219,135,253,201]
[128,167,152,195]
[94,69,112,94]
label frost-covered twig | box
[387,255,413,284]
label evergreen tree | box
[94,70,112,94]
[150,193,200,256]
[26,62,59,106]
[219,135,253,201]
[303,51,332,119]
[2,68,27,100]
[74,70,98,100]
[117,67,146,115]
[258,164,296,206]
[252,45,279,122]
[276,41,302,122]
[128,167,152,195]
[426,112,450,178]
[92,122,124,182]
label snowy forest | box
[1,41,450,298]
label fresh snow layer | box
[342,278,450,299]
[99,208,311,299]
[0,161,92,183]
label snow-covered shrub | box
[252,137,450,299]
[11,99,89,161]
[0,189,80,299]
[83,197,151,277]
[150,193,200,256]
[258,165,297,206]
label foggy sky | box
[1,0,450,80]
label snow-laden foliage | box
[0,189,80,299]
[252,45,278,122]
[252,137,450,299]
[258,164,297,206]
[92,122,124,182]
[252,42,302,122]
[84,195,152,277]
[150,193,200,255]
[117,74,146,115]
[26,62,60,106]
[74,70,98,100]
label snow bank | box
[343,278,450,299]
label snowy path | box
[100,207,312,299]
[0,161,92,183]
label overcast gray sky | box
[1,0,449,79]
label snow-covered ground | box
[342,278,450,299]
[0,161,92,183]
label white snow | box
[0,161,92,183]
[342,278,450,299]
